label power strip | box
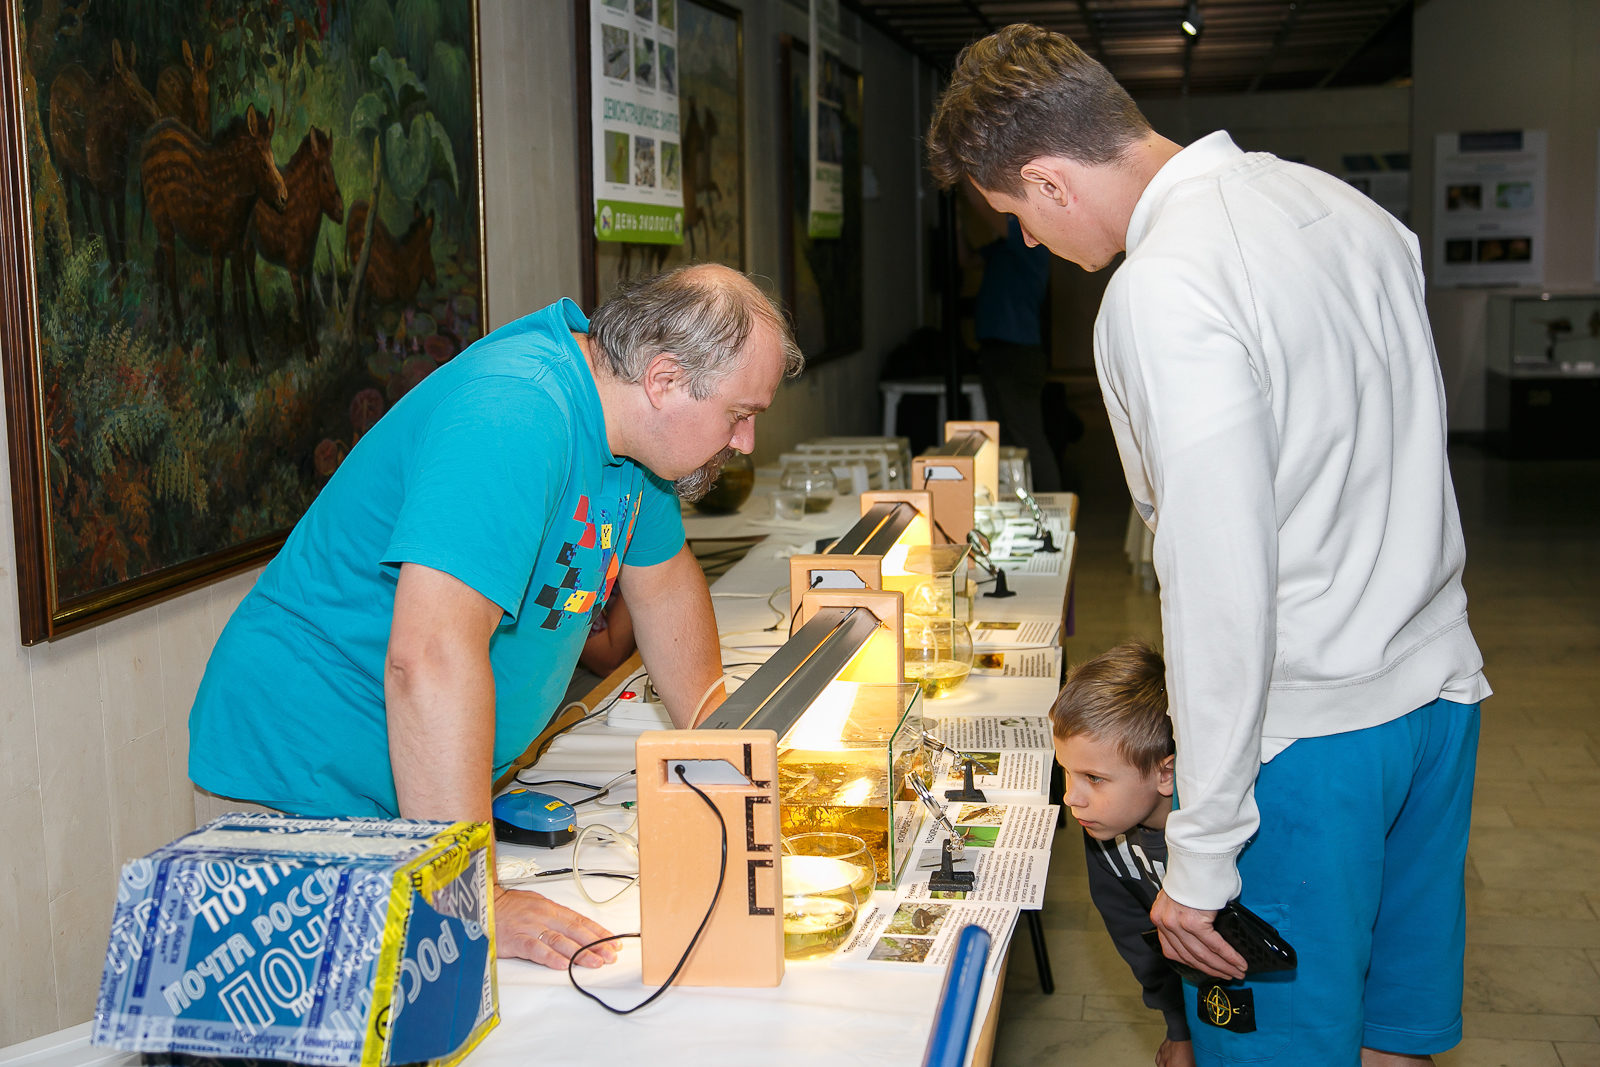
[606,700,675,730]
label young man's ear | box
[1157,754,1176,798]
[1018,158,1074,205]
[640,352,684,409]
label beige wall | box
[1139,84,1411,178]
[1413,0,1600,431]
[0,0,928,1044]
[1051,85,1413,374]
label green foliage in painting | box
[395,0,443,79]
[16,0,484,604]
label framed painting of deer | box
[0,0,486,643]
[578,0,744,308]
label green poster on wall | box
[807,0,844,239]
[591,0,685,244]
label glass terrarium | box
[901,543,973,622]
[777,682,928,889]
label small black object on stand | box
[1035,527,1060,554]
[928,840,976,894]
[944,758,987,803]
[983,567,1015,598]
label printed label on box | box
[93,815,497,1067]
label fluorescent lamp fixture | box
[789,494,934,619]
[1181,1,1203,35]
[696,589,929,889]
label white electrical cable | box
[570,814,640,906]
[688,672,735,725]
[765,583,791,627]
[688,661,765,725]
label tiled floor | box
[992,382,1600,1066]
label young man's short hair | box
[926,23,1152,195]
[1050,642,1172,775]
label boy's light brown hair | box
[926,23,1152,196]
[1049,642,1172,775]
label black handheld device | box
[1141,899,1296,984]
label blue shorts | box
[1184,698,1481,1066]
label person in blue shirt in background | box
[964,181,1061,491]
[189,264,803,969]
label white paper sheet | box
[970,617,1061,647]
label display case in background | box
[1485,292,1600,458]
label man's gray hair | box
[588,264,804,399]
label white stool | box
[879,378,988,437]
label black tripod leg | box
[1026,909,1055,994]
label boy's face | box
[1053,731,1174,841]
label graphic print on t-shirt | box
[529,491,641,631]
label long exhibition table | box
[0,490,1076,1067]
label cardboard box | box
[92,815,497,1066]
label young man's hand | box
[1156,1038,1195,1067]
[1150,889,1247,980]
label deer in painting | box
[47,40,159,268]
[346,200,436,323]
[241,127,344,358]
[141,105,288,365]
[155,40,214,136]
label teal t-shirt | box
[189,299,684,816]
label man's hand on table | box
[1149,889,1247,981]
[495,886,618,968]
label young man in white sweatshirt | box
[927,24,1489,1067]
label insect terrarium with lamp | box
[699,591,932,892]
[776,680,928,889]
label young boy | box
[1051,642,1191,1067]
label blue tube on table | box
[921,923,992,1067]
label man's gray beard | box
[675,447,735,502]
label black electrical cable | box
[565,764,729,1014]
[510,773,626,808]
[511,776,600,791]
[531,868,636,882]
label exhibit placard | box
[1432,130,1546,287]
[591,0,684,244]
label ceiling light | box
[1181,1,1204,36]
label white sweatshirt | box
[1093,132,1490,910]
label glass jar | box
[780,459,837,513]
[692,451,755,514]
[902,613,975,699]
[780,832,875,960]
